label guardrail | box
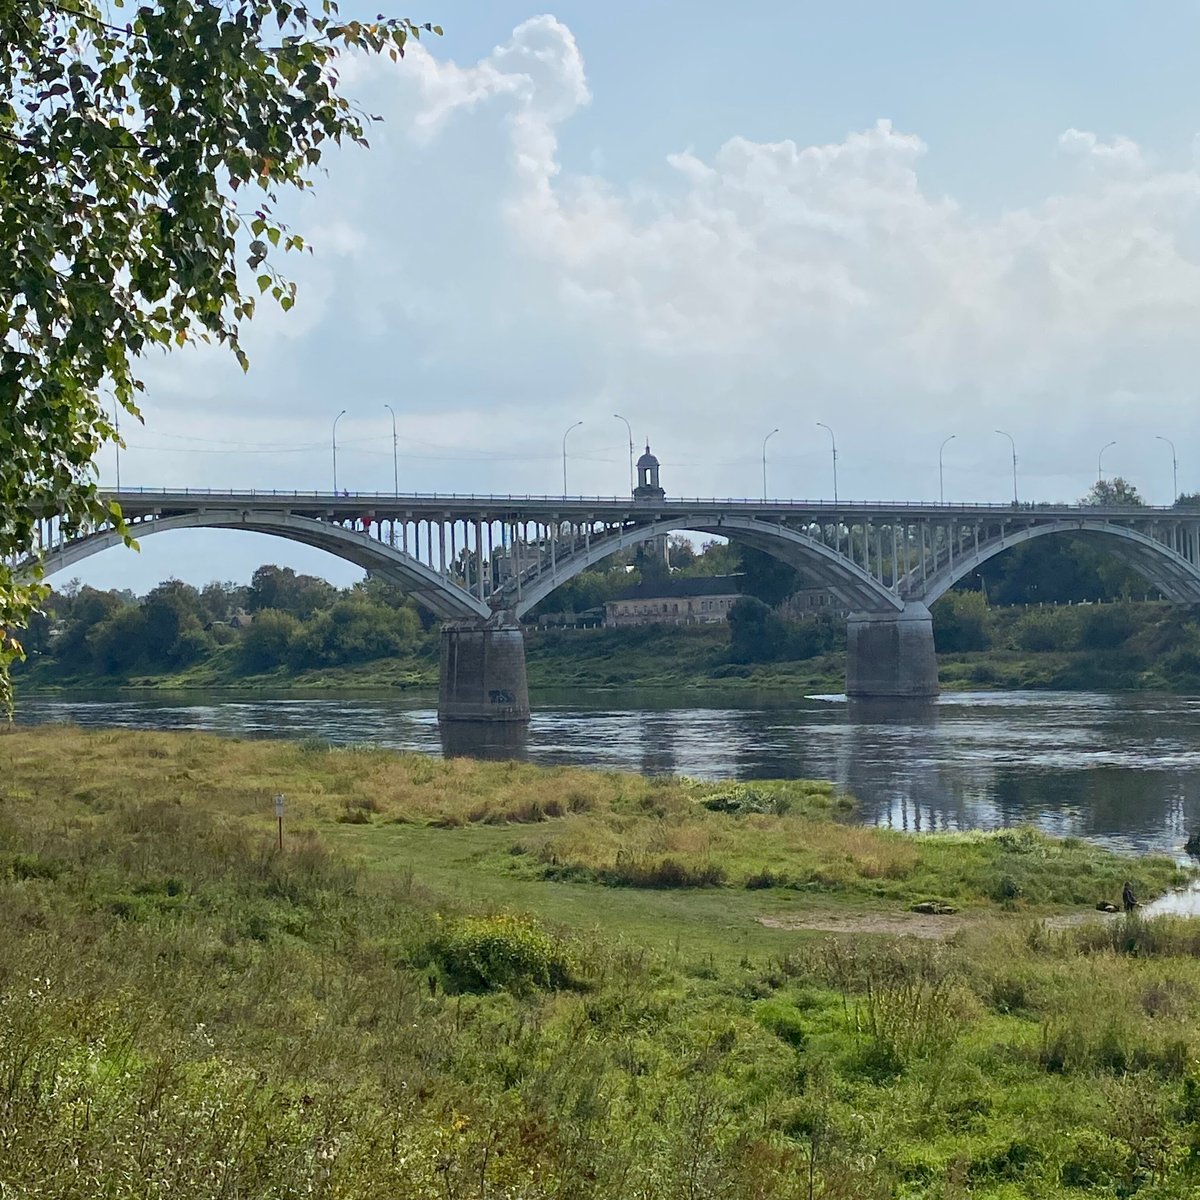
[97,487,1188,515]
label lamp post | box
[761,428,780,500]
[332,409,347,494]
[383,404,399,494]
[1152,434,1180,504]
[1098,440,1117,485]
[562,420,583,494]
[613,413,634,493]
[939,434,956,505]
[816,422,838,503]
[995,429,1018,505]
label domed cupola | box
[633,443,665,500]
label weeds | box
[2,728,1200,1197]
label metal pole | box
[995,429,1018,504]
[562,420,582,495]
[1152,436,1180,501]
[761,428,780,500]
[1098,439,1116,484]
[332,409,347,493]
[817,422,838,503]
[614,413,634,493]
[384,403,399,494]
[939,434,956,505]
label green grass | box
[4,726,1200,1197]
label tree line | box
[19,566,436,680]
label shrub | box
[426,913,578,994]
[932,591,992,652]
[755,999,806,1048]
[600,857,726,889]
[1080,603,1137,650]
[1013,607,1080,652]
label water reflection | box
[440,721,529,762]
[13,688,1200,856]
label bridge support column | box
[438,617,530,723]
[846,603,939,699]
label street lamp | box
[1098,440,1117,485]
[562,420,583,494]
[939,434,956,505]
[995,429,1018,505]
[762,428,780,500]
[1152,434,1180,504]
[613,413,634,493]
[816,422,838,503]
[332,409,347,494]
[383,404,399,495]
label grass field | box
[3,726,1200,1197]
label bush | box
[239,609,300,672]
[1080,603,1137,650]
[426,913,578,994]
[933,591,992,652]
[599,856,727,889]
[1012,607,1077,652]
[755,999,807,1047]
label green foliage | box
[1083,476,1145,507]
[1079,601,1138,649]
[238,608,300,672]
[754,998,807,1047]
[932,590,992,651]
[737,546,800,606]
[246,565,336,619]
[0,0,438,711]
[1012,606,1081,652]
[2,727,1200,1196]
[425,912,578,993]
[19,566,435,681]
[728,598,842,663]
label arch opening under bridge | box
[914,520,1200,608]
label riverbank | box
[4,726,1200,1196]
[18,602,1200,696]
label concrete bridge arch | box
[914,520,1200,607]
[510,515,905,617]
[35,509,491,621]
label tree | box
[737,547,800,607]
[1082,477,1144,507]
[247,565,336,618]
[0,1,438,709]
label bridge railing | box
[97,487,1185,514]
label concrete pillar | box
[438,617,530,723]
[845,602,939,699]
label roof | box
[636,443,659,469]
[610,574,743,602]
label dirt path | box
[758,907,1120,940]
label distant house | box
[605,575,743,628]
[779,587,849,619]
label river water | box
[13,688,1200,860]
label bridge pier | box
[846,603,939,699]
[438,617,530,724]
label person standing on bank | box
[1123,881,1137,914]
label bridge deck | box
[95,489,1181,523]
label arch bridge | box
[23,489,1200,720]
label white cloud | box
[87,16,1200,591]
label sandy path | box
[758,907,1120,940]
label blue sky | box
[73,3,1200,592]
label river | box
[14,687,1200,860]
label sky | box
[75,1,1200,592]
